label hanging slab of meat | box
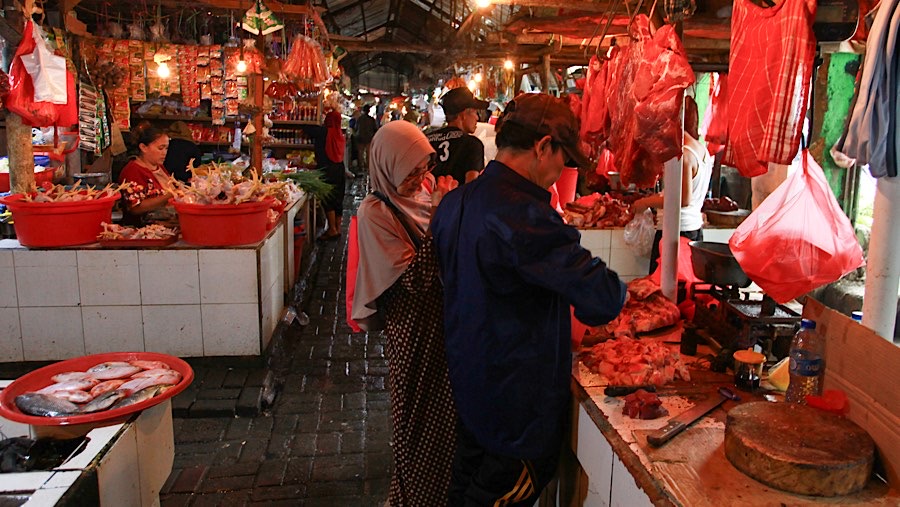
[722,0,817,177]
[581,52,619,149]
[608,16,695,188]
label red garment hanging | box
[722,0,817,177]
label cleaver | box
[646,386,740,447]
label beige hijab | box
[352,121,436,329]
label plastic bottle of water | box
[785,319,824,403]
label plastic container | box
[0,192,119,247]
[555,167,579,205]
[0,167,55,192]
[173,199,271,246]
[785,319,824,403]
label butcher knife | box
[646,387,740,447]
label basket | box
[0,192,119,247]
[173,199,272,246]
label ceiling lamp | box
[504,59,514,71]
[241,0,284,35]
[476,0,492,8]
[153,52,172,79]
[474,72,483,83]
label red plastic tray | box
[0,352,193,426]
[98,235,178,248]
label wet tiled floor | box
[160,176,392,506]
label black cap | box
[440,87,489,117]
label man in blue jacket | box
[432,93,627,505]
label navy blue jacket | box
[432,161,626,459]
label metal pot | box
[688,241,751,288]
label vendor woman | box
[118,122,174,225]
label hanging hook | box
[584,0,621,59]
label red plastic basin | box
[0,167,55,192]
[0,192,119,247]
[173,199,272,246]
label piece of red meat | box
[608,16,695,189]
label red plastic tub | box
[0,167,56,192]
[173,199,272,246]
[0,192,119,247]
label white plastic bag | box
[19,26,67,104]
[624,209,656,257]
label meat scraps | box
[602,278,681,339]
[623,389,669,419]
[562,192,633,228]
[607,15,694,188]
[582,336,691,386]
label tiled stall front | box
[0,230,285,361]
[578,228,735,281]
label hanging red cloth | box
[722,0,817,177]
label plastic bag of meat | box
[607,15,694,189]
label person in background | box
[352,120,459,505]
[118,122,174,226]
[427,87,489,185]
[354,105,377,173]
[431,93,627,506]
[163,121,201,182]
[632,96,713,273]
[318,105,347,240]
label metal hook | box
[584,0,622,59]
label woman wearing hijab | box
[352,121,458,505]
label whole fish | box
[118,373,180,394]
[15,393,78,417]
[47,390,93,404]
[129,360,170,370]
[110,385,167,410]
[89,379,126,397]
[79,389,128,413]
[86,362,142,380]
[51,371,97,383]
[131,368,182,380]
[37,379,98,394]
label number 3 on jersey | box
[438,141,450,162]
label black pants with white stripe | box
[448,420,560,507]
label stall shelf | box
[0,196,309,361]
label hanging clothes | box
[723,0,817,178]
[838,0,900,178]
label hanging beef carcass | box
[607,16,695,188]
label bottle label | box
[789,353,823,377]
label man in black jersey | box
[427,87,489,184]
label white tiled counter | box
[0,197,308,361]
[0,381,174,506]
[578,227,736,282]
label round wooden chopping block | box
[725,401,874,497]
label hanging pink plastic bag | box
[19,25,67,104]
[729,150,864,303]
[5,21,77,127]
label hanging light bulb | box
[157,61,170,79]
[467,79,477,92]
[476,0,492,8]
[504,59,514,71]
[474,72,483,83]
[236,59,247,73]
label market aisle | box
[161,175,392,506]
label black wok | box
[688,241,751,288]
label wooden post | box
[541,54,551,95]
[251,33,265,173]
[7,113,35,193]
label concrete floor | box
[160,176,393,506]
